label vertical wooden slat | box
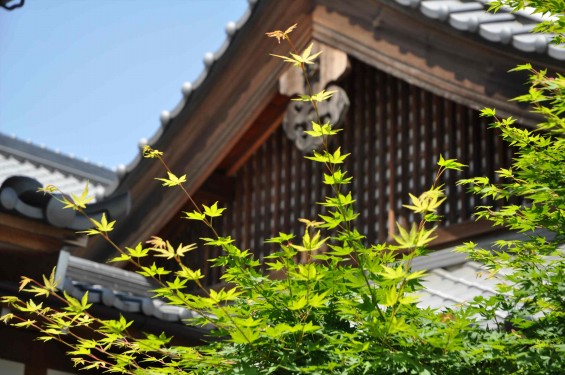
[387,73,398,240]
[399,80,411,224]
[410,85,421,195]
[360,63,369,236]
[258,143,267,258]
[481,116,494,208]
[445,100,457,224]
[243,162,252,250]
[353,61,365,235]
[272,130,282,250]
[283,131,292,235]
[301,146,311,228]
[431,93,443,218]
[457,104,470,219]
[313,155,324,221]
[344,68,355,223]
[235,169,243,252]
[291,139,300,237]
[366,62,377,243]
[376,70,388,242]
[168,57,524,282]
[422,91,433,190]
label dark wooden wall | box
[166,58,514,287]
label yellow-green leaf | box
[155,171,187,187]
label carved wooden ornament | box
[279,42,350,152]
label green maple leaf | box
[81,213,116,236]
[155,171,187,187]
[63,182,94,210]
[394,223,437,249]
[271,43,322,67]
[203,202,226,218]
[184,210,206,221]
[175,243,197,257]
[296,43,322,65]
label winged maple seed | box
[147,235,167,250]
[265,23,297,43]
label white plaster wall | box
[0,359,24,375]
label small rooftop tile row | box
[55,251,205,323]
[0,175,129,230]
[103,0,563,197]
[0,132,116,199]
[56,257,494,324]
[395,0,564,60]
[104,0,259,195]
[0,133,128,229]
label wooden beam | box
[84,0,315,261]
[24,364,46,375]
[0,213,84,252]
[223,93,289,176]
[194,172,236,204]
[431,219,502,249]
[312,0,563,126]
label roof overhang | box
[84,0,565,261]
[0,212,85,253]
[83,0,315,261]
[313,0,562,124]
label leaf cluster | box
[456,58,565,375]
[3,10,565,375]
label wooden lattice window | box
[165,58,514,287]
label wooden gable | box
[84,0,564,271]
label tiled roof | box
[395,0,564,60]
[412,229,554,313]
[411,230,529,312]
[103,0,260,195]
[54,257,493,325]
[100,0,564,197]
[415,251,499,312]
[0,133,128,230]
[0,132,116,199]
[55,251,203,323]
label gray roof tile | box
[0,133,130,229]
[479,21,536,43]
[548,43,565,60]
[0,175,130,230]
[0,133,116,199]
[448,9,515,32]
[104,0,564,197]
[395,0,563,60]
[420,0,483,21]
[512,33,551,53]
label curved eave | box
[314,0,563,124]
[0,212,82,253]
[398,0,564,61]
[86,0,564,261]
[0,176,130,235]
[0,133,117,186]
[85,0,314,261]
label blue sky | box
[0,0,249,169]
